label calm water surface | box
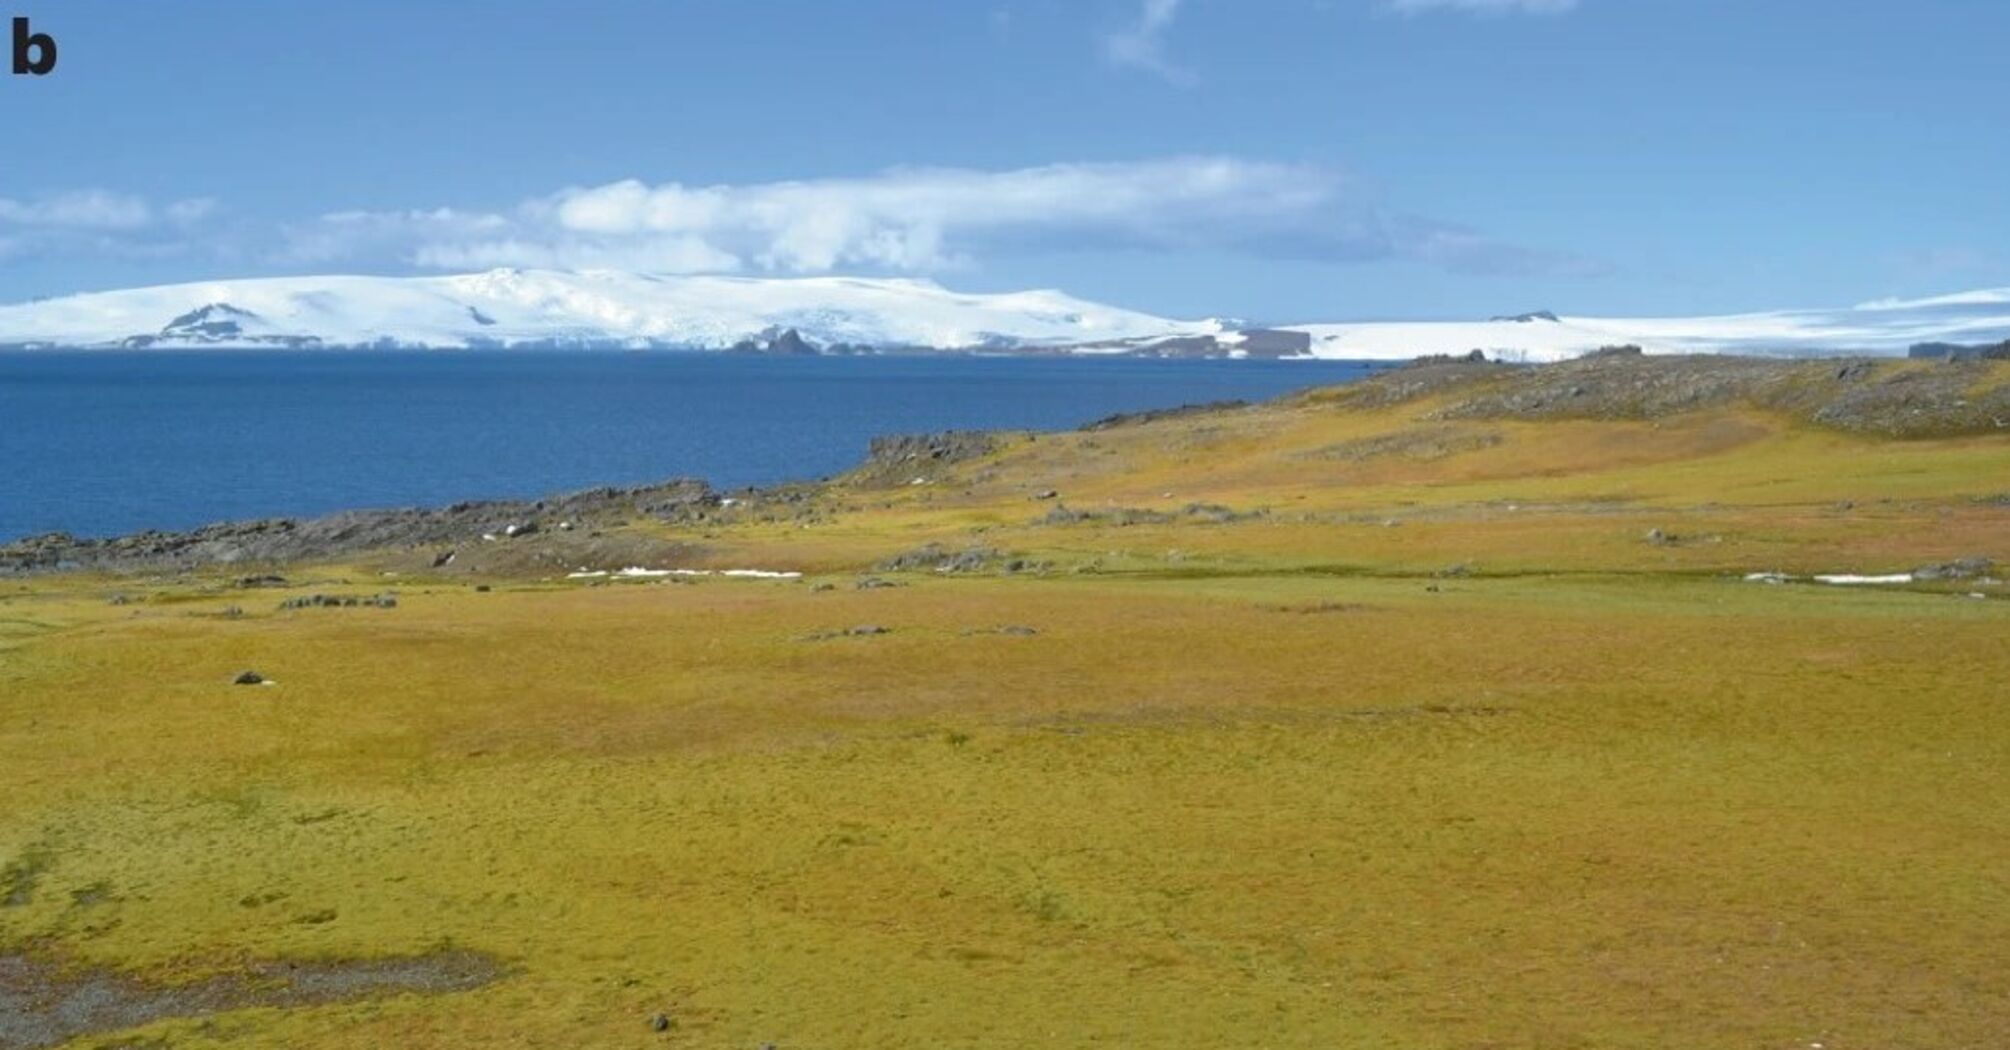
[0,351,1378,541]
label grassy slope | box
[3,361,2008,1049]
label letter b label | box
[13,18,56,76]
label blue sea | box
[0,352,1376,542]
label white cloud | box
[0,190,222,263]
[1104,0,1193,84]
[1383,0,1579,14]
[537,160,1331,271]
[283,158,1599,281]
[0,190,156,230]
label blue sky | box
[1,0,2005,321]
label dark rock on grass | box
[278,593,398,611]
[1913,557,1994,581]
[1038,504,1094,526]
[234,574,287,588]
[1036,502,1264,528]
[797,625,892,641]
[1083,400,1250,431]
[851,431,1000,488]
[1422,354,2010,438]
[648,1012,673,1032]
[1181,502,1256,524]
[962,625,1040,637]
[876,544,1003,574]
[1039,504,1171,527]
[1267,600,1375,615]
[232,671,265,686]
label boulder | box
[1913,557,1994,581]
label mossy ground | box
[3,373,2008,1048]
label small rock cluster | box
[875,544,1004,574]
[1913,557,1994,581]
[279,593,399,610]
[798,625,893,642]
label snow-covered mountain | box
[1,269,2007,360]
[0,270,1219,352]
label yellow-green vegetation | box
[4,358,2009,1048]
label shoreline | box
[8,352,2008,577]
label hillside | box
[3,354,2008,1050]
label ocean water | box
[0,352,1377,542]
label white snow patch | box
[568,566,801,580]
[1745,571,1919,586]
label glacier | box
[0,268,2006,361]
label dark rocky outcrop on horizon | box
[1909,339,2010,361]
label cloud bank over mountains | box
[303,159,1600,281]
[12,158,1599,290]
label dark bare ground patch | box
[1259,600,1382,615]
[1027,704,1516,734]
[0,947,508,1050]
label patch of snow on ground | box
[1745,571,1921,586]
[567,566,802,580]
